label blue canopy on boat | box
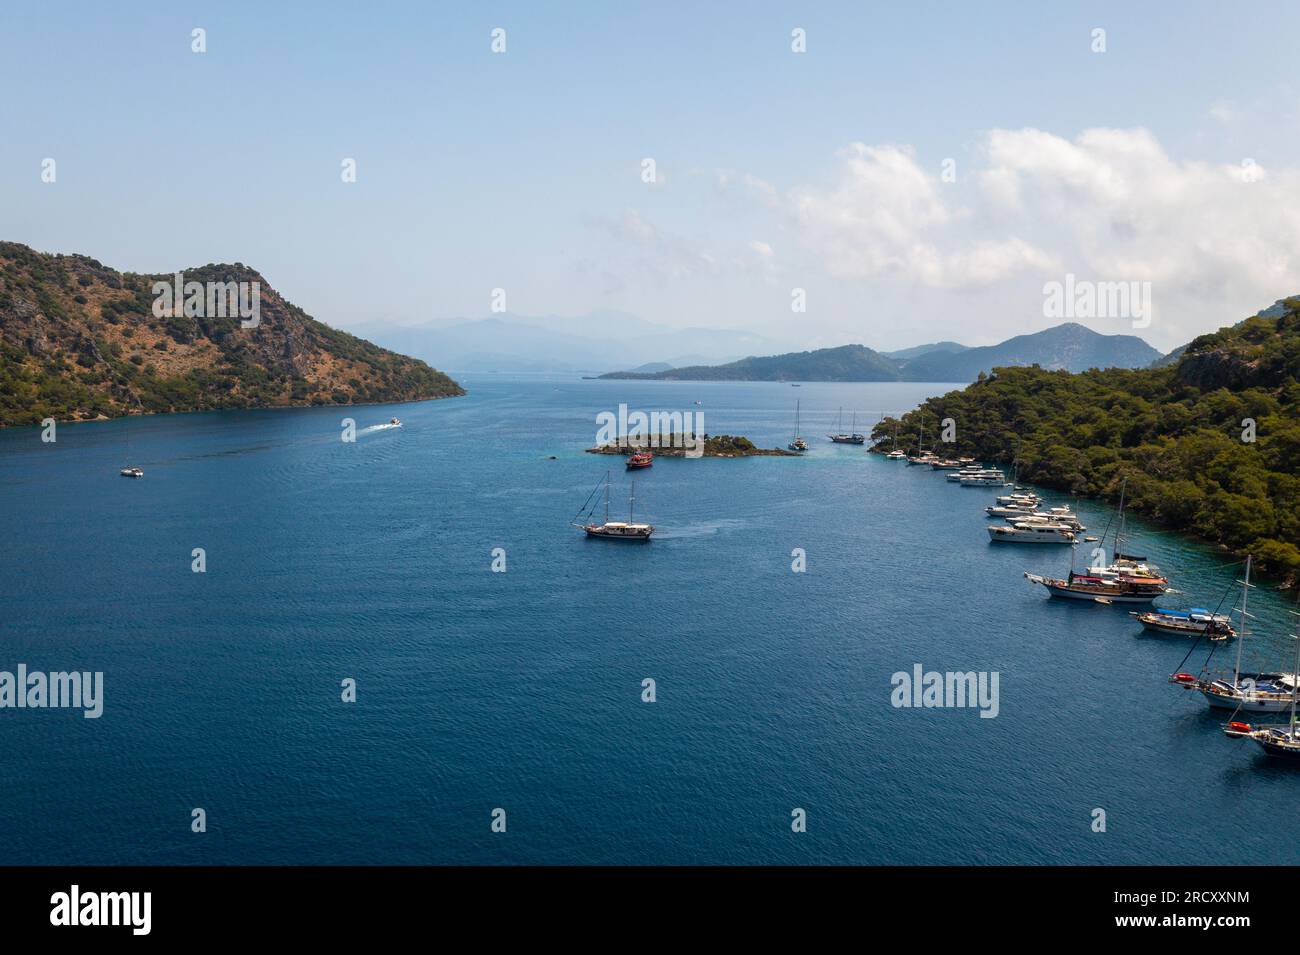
[1156,609,1192,618]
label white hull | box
[1201,690,1292,713]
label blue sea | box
[2,375,1297,865]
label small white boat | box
[389,417,401,426]
[886,449,907,460]
[995,493,1041,506]
[988,521,1076,544]
[1004,511,1086,531]
[119,467,144,478]
[961,470,1011,487]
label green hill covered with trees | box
[873,302,1300,585]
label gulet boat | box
[572,471,654,541]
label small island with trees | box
[586,433,798,458]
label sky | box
[3,0,1300,352]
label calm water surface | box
[2,376,1296,864]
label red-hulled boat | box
[626,451,653,470]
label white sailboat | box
[1222,602,1300,756]
[572,471,654,541]
[788,401,808,452]
[1170,556,1299,711]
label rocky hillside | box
[0,243,462,427]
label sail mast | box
[1234,555,1252,687]
[1116,477,1130,559]
[629,480,635,523]
[1290,596,1300,735]
[604,470,610,525]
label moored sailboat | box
[1130,607,1235,641]
[1023,477,1168,603]
[788,401,808,452]
[1169,556,1299,711]
[1221,603,1300,756]
[828,408,866,444]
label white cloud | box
[785,142,1058,289]
[1209,99,1235,123]
[589,208,720,282]
[743,128,1300,344]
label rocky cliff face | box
[0,242,463,426]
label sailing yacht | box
[828,408,866,444]
[788,401,808,452]
[1221,604,1300,755]
[572,471,654,540]
[905,425,937,465]
[1023,477,1168,603]
[1170,556,1298,711]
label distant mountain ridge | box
[0,242,462,427]
[356,312,782,374]
[897,323,1160,380]
[881,340,970,361]
[599,323,1160,382]
[600,344,902,381]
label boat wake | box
[359,422,402,435]
[652,519,746,540]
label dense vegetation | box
[0,242,463,427]
[873,304,1300,585]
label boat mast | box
[629,480,635,523]
[1290,597,1300,736]
[1233,555,1252,687]
[604,470,610,525]
[1115,477,1128,559]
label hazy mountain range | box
[353,312,783,374]
[598,323,1162,382]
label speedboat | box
[995,492,1041,506]
[988,522,1076,544]
[961,470,1011,487]
[119,467,144,478]
[1004,511,1086,531]
[389,417,401,426]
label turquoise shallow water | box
[1,375,1297,865]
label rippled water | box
[1,375,1296,864]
